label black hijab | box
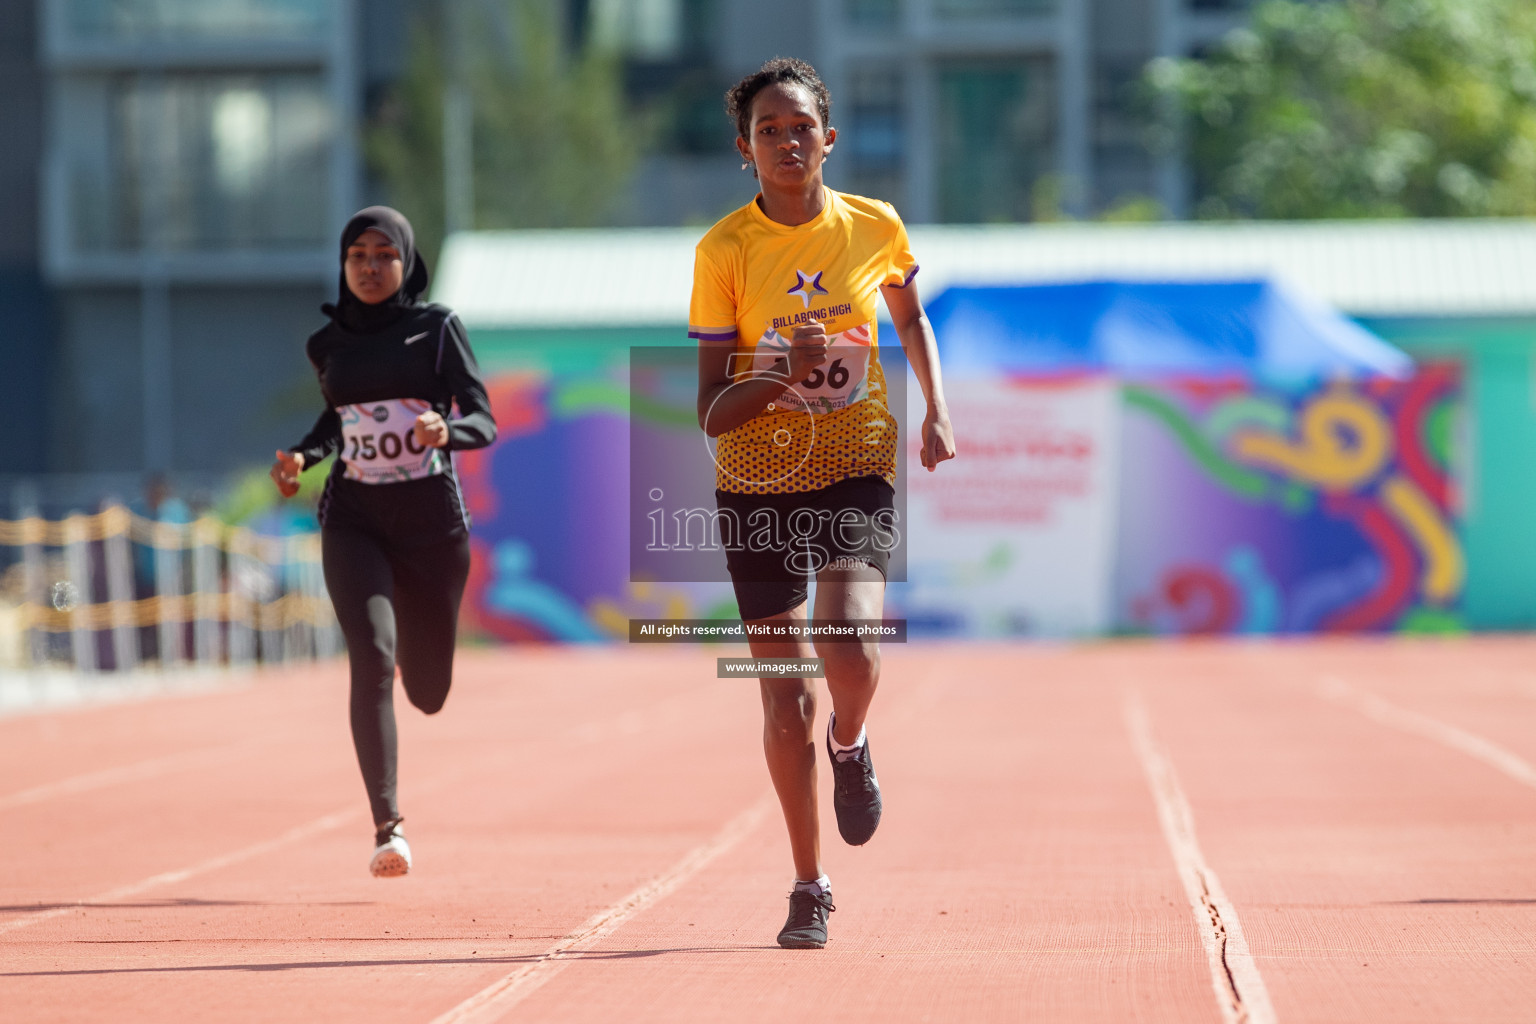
[323,206,431,333]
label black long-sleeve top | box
[289,303,497,542]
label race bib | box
[748,322,872,415]
[337,399,446,483]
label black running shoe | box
[827,722,882,846]
[777,889,835,949]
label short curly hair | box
[724,57,832,140]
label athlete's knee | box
[403,677,450,715]
[347,645,395,694]
[761,682,816,735]
[406,691,447,715]
[819,640,879,687]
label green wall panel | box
[1365,316,1536,629]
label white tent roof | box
[434,218,1536,329]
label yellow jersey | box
[690,188,919,494]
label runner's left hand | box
[921,408,955,472]
[414,411,450,449]
[270,449,305,497]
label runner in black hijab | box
[271,206,497,878]
[327,206,432,332]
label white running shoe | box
[370,819,411,878]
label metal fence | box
[0,504,339,673]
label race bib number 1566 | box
[747,322,873,415]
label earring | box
[741,161,751,171]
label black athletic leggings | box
[321,526,471,826]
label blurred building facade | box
[0,1,51,476]
[606,0,1253,225]
[30,0,369,481]
[8,0,1253,483]
[7,0,417,486]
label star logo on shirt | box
[787,270,829,309]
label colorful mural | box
[454,369,737,643]
[452,358,1463,642]
[1117,365,1463,635]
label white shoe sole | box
[370,837,411,878]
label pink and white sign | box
[899,376,1121,636]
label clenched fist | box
[270,449,304,498]
[413,410,449,449]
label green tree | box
[1148,0,1536,219]
[367,0,638,262]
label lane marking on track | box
[1,677,724,941]
[1318,676,1536,789]
[0,807,362,937]
[0,669,253,722]
[1124,692,1278,1024]
[0,746,234,812]
[428,794,775,1024]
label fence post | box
[16,496,48,668]
[62,514,96,673]
[226,528,256,668]
[300,534,339,658]
[154,517,186,669]
[313,538,341,659]
[102,504,139,673]
[285,535,309,660]
[192,518,222,667]
[254,533,282,665]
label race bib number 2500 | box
[337,399,446,483]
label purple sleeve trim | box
[888,264,920,289]
[688,327,739,342]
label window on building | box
[665,71,736,154]
[847,0,900,28]
[63,0,328,41]
[589,0,683,61]
[846,68,904,204]
[936,59,1055,222]
[60,73,331,252]
[933,0,1054,17]
[592,0,727,158]
[1092,58,1155,211]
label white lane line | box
[429,794,775,1024]
[0,806,362,937]
[1124,692,1278,1024]
[0,746,230,812]
[1,680,723,941]
[0,668,249,720]
[1318,675,1536,789]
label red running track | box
[3,639,1535,1023]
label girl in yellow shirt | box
[692,57,956,949]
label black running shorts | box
[714,475,896,622]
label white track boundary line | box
[0,746,232,812]
[1,680,728,941]
[0,806,361,937]
[1123,692,1277,1024]
[429,794,775,1024]
[1318,676,1536,789]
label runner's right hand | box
[270,449,304,498]
[785,319,829,385]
